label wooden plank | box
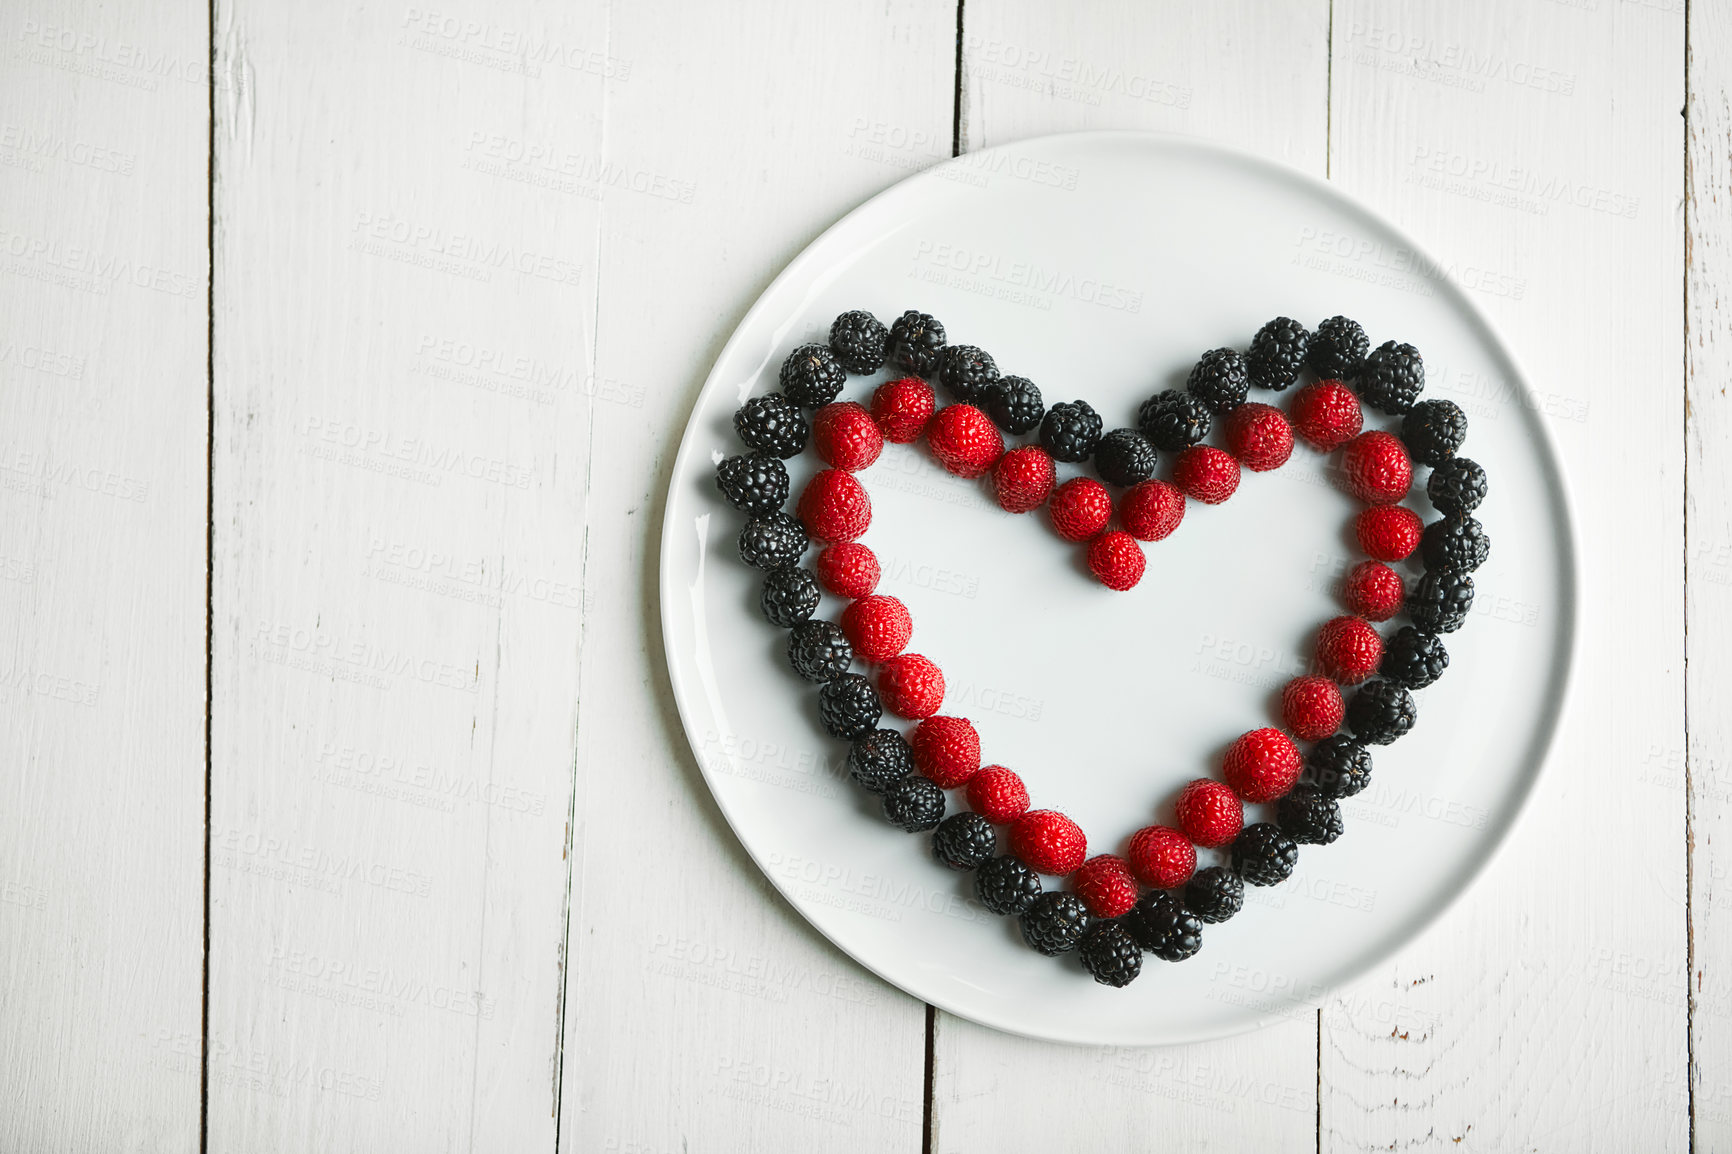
[0,2,208,1151]
[1322,2,1688,1149]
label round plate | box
[658,132,1576,1045]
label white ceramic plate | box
[658,132,1576,1046]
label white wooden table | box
[0,1,1719,1150]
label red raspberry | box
[1049,477,1112,542]
[1174,779,1243,849]
[1173,445,1240,505]
[879,654,944,719]
[1087,531,1145,591]
[911,716,980,788]
[815,542,879,598]
[1010,810,1087,875]
[1355,505,1423,562]
[1316,615,1384,684]
[1340,431,1412,505]
[1223,727,1302,803]
[1224,402,1294,472]
[812,401,883,471]
[1120,479,1185,541]
[991,445,1056,513]
[966,765,1029,824]
[1280,676,1346,742]
[840,594,912,662]
[797,468,871,543]
[871,377,935,444]
[1072,855,1139,918]
[1127,825,1196,889]
[926,404,1005,478]
[1344,560,1405,622]
[1291,379,1363,451]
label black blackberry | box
[1409,568,1475,634]
[975,854,1042,916]
[932,812,996,869]
[1079,921,1144,987]
[1039,400,1104,463]
[882,774,945,831]
[1427,457,1487,516]
[1137,389,1212,451]
[1358,341,1426,414]
[1231,823,1299,887]
[984,375,1044,434]
[1184,866,1244,924]
[733,393,809,459]
[1422,514,1491,573]
[715,453,789,516]
[828,310,889,374]
[1275,784,1344,845]
[1094,428,1158,486]
[888,310,946,376]
[936,344,999,403]
[778,343,847,408]
[738,512,807,572]
[1306,734,1373,799]
[1186,348,1249,414]
[1401,399,1467,466]
[1247,316,1310,391]
[760,567,820,627]
[848,728,913,793]
[1346,679,1417,746]
[1382,626,1449,689]
[818,673,882,740]
[1128,890,1203,961]
[1020,891,1090,956]
[787,619,853,682]
[1307,315,1370,380]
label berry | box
[1358,340,1425,414]
[1079,921,1144,987]
[1382,626,1449,689]
[1020,892,1089,955]
[984,376,1044,434]
[1224,402,1295,472]
[1344,560,1405,622]
[1232,823,1299,886]
[911,716,981,788]
[1290,379,1364,451]
[1094,428,1159,486]
[797,469,871,545]
[932,812,997,870]
[787,619,852,682]
[812,401,884,471]
[1128,890,1203,961]
[1422,514,1492,573]
[1306,735,1373,799]
[888,310,946,376]
[828,309,888,374]
[1173,445,1240,505]
[1247,316,1310,391]
[733,393,809,459]
[1401,398,1468,466]
[976,855,1043,916]
[1175,779,1244,849]
[871,377,936,443]
[879,653,945,719]
[1356,505,1423,562]
[1307,315,1369,380]
[1276,783,1343,845]
[1127,825,1196,889]
[1138,389,1212,451]
[818,673,881,740]
[1347,679,1417,745]
[715,453,789,516]
[1187,347,1249,414]
[1120,479,1185,541]
[841,595,913,663]
[738,513,808,572]
[1010,810,1088,875]
[848,728,913,793]
[1409,569,1475,633]
[882,774,946,831]
[1281,676,1346,742]
[991,446,1057,514]
[760,567,821,628]
[1039,400,1104,462]
[1184,866,1244,924]
[1088,531,1146,591]
[1073,855,1139,918]
[1340,431,1412,505]
[936,344,999,403]
[966,766,1030,824]
[1223,727,1303,803]
[1049,477,1113,541]
[816,542,879,598]
[926,403,1005,478]
[1427,456,1487,515]
[779,343,847,408]
[1316,615,1383,685]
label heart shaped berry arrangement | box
[712,308,1491,988]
